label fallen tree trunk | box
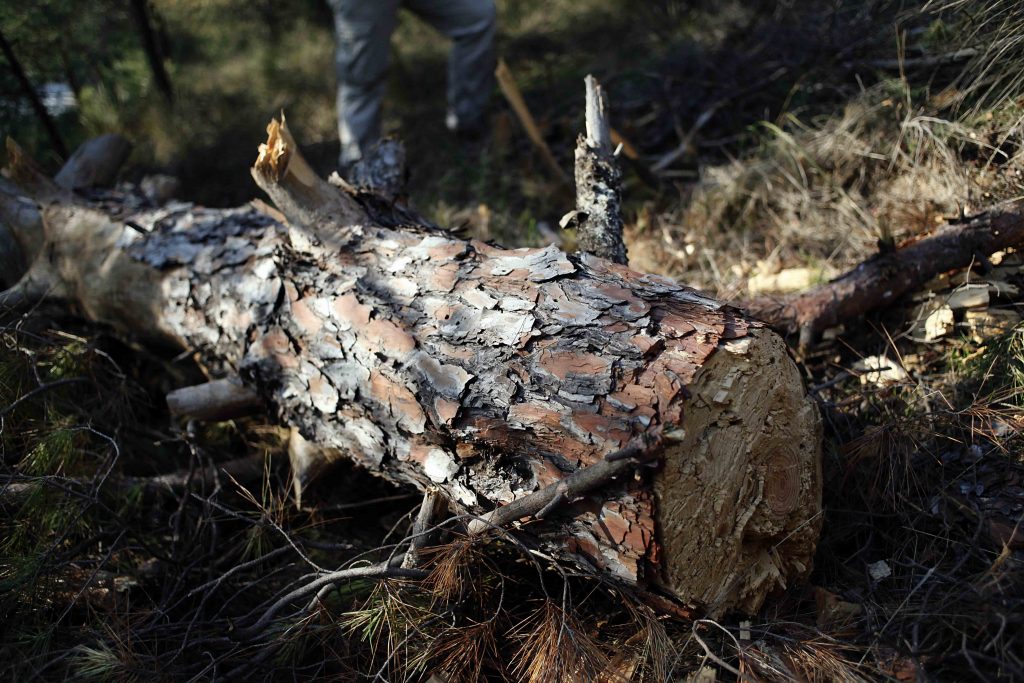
[0,123,822,616]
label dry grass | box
[629,82,1024,298]
[937,0,1024,116]
[511,600,609,683]
[628,2,1024,300]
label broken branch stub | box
[54,134,133,191]
[0,128,822,617]
[568,75,628,266]
[166,378,262,422]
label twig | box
[240,563,427,638]
[467,436,660,535]
[0,377,91,418]
[534,483,568,520]
[652,66,789,173]
[692,619,744,677]
[318,493,418,512]
[495,58,571,186]
[187,546,292,598]
[652,104,721,173]
[401,487,447,569]
[848,47,978,71]
[609,127,660,189]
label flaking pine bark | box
[0,124,821,616]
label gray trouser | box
[328,0,497,165]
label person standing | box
[327,0,497,168]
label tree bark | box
[0,123,823,617]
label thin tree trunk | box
[128,0,174,102]
[57,41,82,100]
[0,27,68,159]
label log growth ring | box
[654,329,822,616]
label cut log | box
[0,125,822,616]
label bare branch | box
[402,487,448,569]
[467,437,659,535]
[55,134,133,190]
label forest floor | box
[3,0,1024,680]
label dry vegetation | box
[2,0,1024,680]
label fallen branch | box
[1,451,276,507]
[747,201,1024,342]
[241,563,428,638]
[54,134,132,191]
[402,487,448,568]
[495,58,571,186]
[467,437,659,535]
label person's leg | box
[404,0,497,132]
[327,0,401,166]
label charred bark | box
[0,123,822,616]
